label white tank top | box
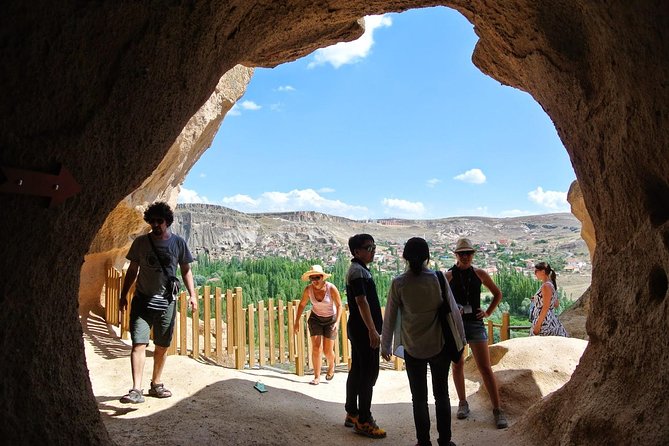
[308,282,336,317]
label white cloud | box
[221,188,368,219]
[319,187,335,193]
[277,85,295,92]
[178,187,210,204]
[221,194,260,207]
[199,173,206,178]
[454,168,486,184]
[499,209,534,217]
[382,198,426,217]
[240,100,261,110]
[528,187,569,210]
[426,178,441,188]
[228,104,241,116]
[308,14,392,69]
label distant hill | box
[172,203,587,262]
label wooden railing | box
[104,265,525,374]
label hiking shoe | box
[148,381,172,398]
[456,401,470,419]
[354,417,387,439]
[344,413,359,428]
[119,388,144,404]
[493,408,508,429]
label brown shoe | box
[354,417,386,439]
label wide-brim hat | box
[453,238,476,253]
[301,265,332,281]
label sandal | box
[326,369,335,381]
[309,378,320,385]
[119,388,144,404]
[148,381,172,398]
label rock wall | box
[1,1,667,445]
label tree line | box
[188,253,569,321]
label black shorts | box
[307,313,337,340]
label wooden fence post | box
[215,287,223,363]
[295,312,305,377]
[226,289,234,358]
[203,286,211,358]
[278,299,285,363]
[501,312,510,341]
[167,297,179,356]
[287,301,295,362]
[234,287,245,369]
[268,298,275,365]
[487,319,494,345]
[191,289,200,360]
[248,303,256,369]
[179,291,188,355]
[341,304,350,369]
[257,300,266,367]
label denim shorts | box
[463,319,488,343]
[130,296,177,347]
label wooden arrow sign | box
[0,164,81,207]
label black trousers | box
[404,346,451,446]
[345,335,380,423]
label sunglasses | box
[309,275,323,281]
[148,218,165,225]
[359,244,376,252]
[456,251,475,257]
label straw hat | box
[300,265,332,281]
[453,238,476,253]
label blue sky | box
[179,6,575,220]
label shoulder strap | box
[147,235,169,277]
[435,270,451,314]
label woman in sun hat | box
[445,238,508,429]
[293,265,343,385]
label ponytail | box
[403,237,430,276]
[535,261,557,289]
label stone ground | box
[82,311,587,446]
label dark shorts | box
[307,313,337,340]
[129,296,177,347]
[463,319,488,343]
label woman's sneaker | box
[354,417,387,439]
[493,408,508,429]
[456,401,470,419]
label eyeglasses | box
[148,218,165,225]
[360,244,376,252]
[456,251,474,257]
[309,275,323,281]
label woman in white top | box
[293,265,343,385]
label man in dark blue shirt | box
[344,234,386,439]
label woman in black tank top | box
[445,238,508,429]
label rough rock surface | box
[78,65,253,317]
[568,180,596,260]
[1,2,668,445]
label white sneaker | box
[456,401,470,419]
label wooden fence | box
[105,266,529,375]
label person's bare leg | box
[323,337,336,376]
[469,341,501,409]
[151,345,168,385]
[130,343,147,390]
[311,336,323,383]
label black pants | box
[345,335,380,423]
[404,346,451,446]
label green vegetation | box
[188,253,573,322]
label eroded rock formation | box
[1,1,667,445]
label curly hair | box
[143,201,174,226]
